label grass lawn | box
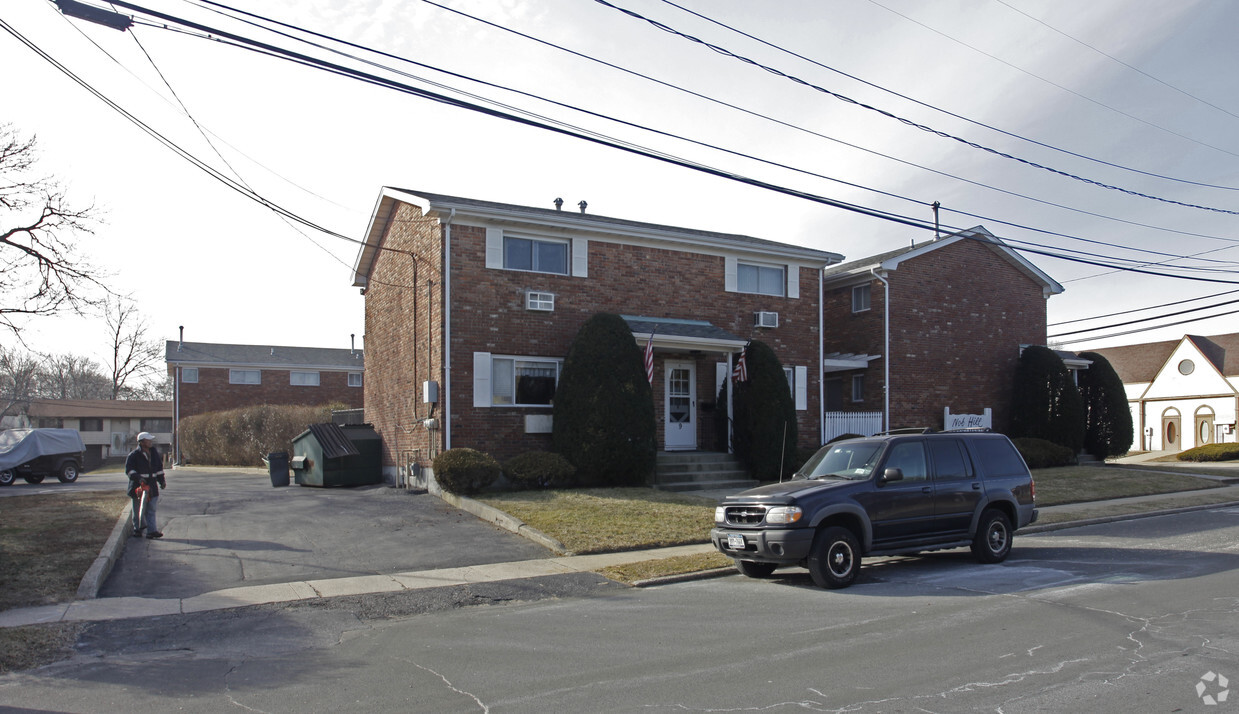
[1032,465,1225,506]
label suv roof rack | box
[941,427,993,433]
[873,427,936,436]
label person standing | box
[126,432,166,538]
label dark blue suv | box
[710,430,1037,589]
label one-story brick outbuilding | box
[352,189,842,480]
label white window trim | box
[851,374,865,402]
[731,259,789,297]
[486,227,588,277]
[852,284,871,313]
[229,369,261,385]
[473,352,562,408]
[290,370,320,386]
[181,367,198,383]
[348,372,363,387]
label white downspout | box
[174,366,180,466]
[443,209,455,450]
[871,268,890,433]
[819,267,825,445]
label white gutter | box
[443,208,455,450]
[871,268,890,432]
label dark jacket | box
[126,446,166,497]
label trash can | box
[268,451,290,487]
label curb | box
[434,489,571,555]
[77,502,132,600]
[1022,499,1239,535]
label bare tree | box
[105,298,162,399]
[1,123,107,338]
[39,353,113,400]
[1,345,42,422]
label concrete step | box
[658,478,759,493]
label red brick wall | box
[822,238,1048,433]
[362,202,823,466]
[175,367,362,418]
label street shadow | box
[170,538,311,552]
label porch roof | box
[623,316,746,353]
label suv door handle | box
[972,482,982,490]
[922,486,932,494]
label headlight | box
[765,506,803,524]
[714,506,726,523]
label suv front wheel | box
[808,526,860,589]
[972,509,1013,563]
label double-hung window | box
[181,367,198,383]
[230,369,261,385]
[504,236,568,275]
[783,366,808,410]
[738,262,786,296]
[348,372,363,387]
[475,353,561,407]
[852,284,871,313]
[290,371,320,386]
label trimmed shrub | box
[1009,346,1085,453]
[433,448,501,495]
[1013,437,1076,469]
[731,340,798,481]
[1077,351,1134,458]
[503,451,576,489]
[178,403,346,466]
[1176,443,1239,462]
[552,313,656,487]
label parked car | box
[0,428,87,486]
[711,429,1037,589]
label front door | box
[1163,415,1181,452]
[665,362,696,451]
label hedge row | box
[179,403,345,466]
[1176,443,1239,462]
[433,448,577,495]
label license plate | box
[727,534,746,550]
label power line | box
[1051,307,1239,345]
[595,0,1239,216]
[658,0,1239,192]
[1049,296,1239,338]
[1049,289,1239,326]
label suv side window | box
[928,439,973,480]
[883,441,928,482]
[970,437,1028,477]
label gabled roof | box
[26,399,172,419]
[1082,332,1239,383]
[353,188,844,286]
[821,225,1063,296]
[166,341,364,370]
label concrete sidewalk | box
[4,467,1238,630]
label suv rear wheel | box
[0,470,13,486]
[808,526,860,589]
[57,461,79,483]
[971,509,1013,563]
[734,560,777,578]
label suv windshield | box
[798,441,883,480]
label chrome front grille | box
[725,506,768,525]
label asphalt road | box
[3,506,1237,712]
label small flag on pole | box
[732,346,748,382]
[644,328,656,384]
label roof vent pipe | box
[350,333,356,357]
[578,200,587,213]
[178,326,183,351]
[554,197,563,211]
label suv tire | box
[0,470,13,486]
[735,560,777,578]
[808,526,860,589]
[57,461,79,483]
[971,509,1013,564]
[24,474,45,484]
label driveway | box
[100,468,552,600]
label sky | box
[3,0,1238,374]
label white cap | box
[137,432,155,442]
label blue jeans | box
[131,492,158,533]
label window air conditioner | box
[754,311,779,328]
[526,291,555,311]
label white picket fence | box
[824,411,883,443]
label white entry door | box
[665,361,697,451]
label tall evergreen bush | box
[552,313,656,486]
[1008,345,1084,452]
[731,340,798,481]
[1077,351,1134,458]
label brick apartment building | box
[166,340,365,461]
[820,227,1063,436]
[352,189,842,477]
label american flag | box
[644,330,656,384]
[732,346,748,382]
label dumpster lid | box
[306,423,360,459]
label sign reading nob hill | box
[944,407,992,430]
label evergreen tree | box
[731,340,798,481]
[1009,345,1085,452]
[1077,351,1134,458]
[552,313,656,486]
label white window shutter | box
[485,228,503,269]
[571,238,588,277]
[724,256,738,292]
[473,352,492,407]
[795,366,808,411]
[787,265,799,299]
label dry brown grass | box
[1032,466,1224,506]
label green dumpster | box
[290,423,382,487]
